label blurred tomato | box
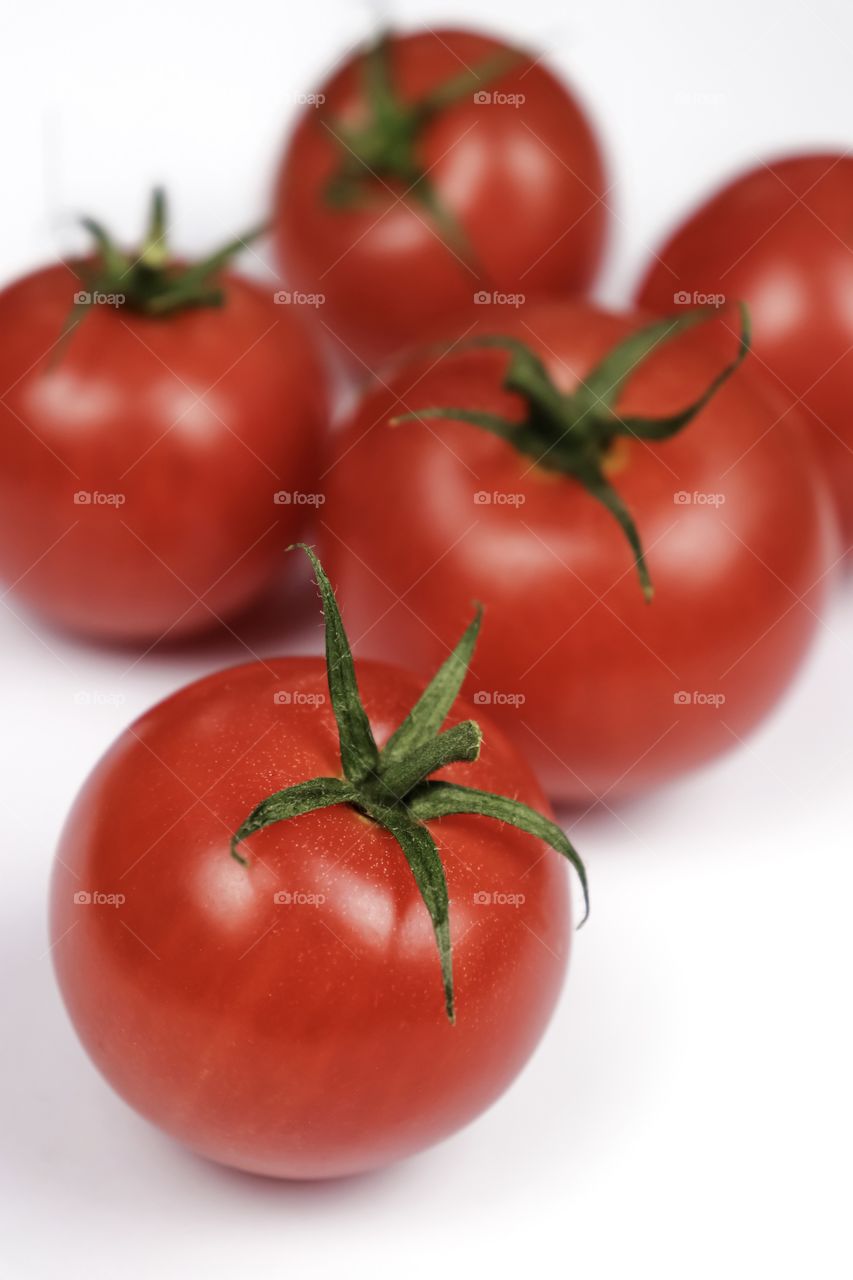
[637,154,853,545]
[320,300,834,803]
[274,28,607,368]
[0,262,326,641]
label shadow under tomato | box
[25,555,326,671]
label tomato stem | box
[392,306,751,597]
[59,189,266,348]
[321,31,520,273]
[231,545,589,1023]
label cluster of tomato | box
[14,29,847,1180]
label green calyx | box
[393,305,751,600]
[231,545,588,1024]
[323,31,519,265]
[63,188,264,341]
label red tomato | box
[273,28,607,368]
[319,300,835,803]
[0,260,326,642]
[636,154,853,545]
[50,657,570,1178]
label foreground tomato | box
[636,153,853,546]
[0,192,326,642]
[274,28,607,368]
[51,548,585,1179]
[320,300,835,803]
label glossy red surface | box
[320,300,835,802]
[637,154,853,543]
[0,264,326,641]
[274,28,607,368]
[50,658,570,1178]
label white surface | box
[1,1,852,1277]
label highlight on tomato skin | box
[49,548,585,1180]
[0,192,328,644]
[273,26,608,368]
[319,297,837,805]
[635,153,853,549]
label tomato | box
[0,196,327,643]
[636,153,853,545]
[273,28,607,368]
[319,300,835,804]
[50,548,583,1179]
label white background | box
[1,1,851,1277]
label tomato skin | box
[636,154,853,544]
[274,28,607,368]
[0,263,327,642]
[50,658,569,1179]
[319,301,835,803]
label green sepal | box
[610,303,751,440]
[231,776,357,865]
[322,31,516,271]
[138,187,169,270]
[147,222,266,314]
[293,544,379,786]
[59,191,264,349]
[359,797,455,1022]
[380,720,482,801]
[231,547,590,1022]
[391,406,519,440]
[413,48,520,121]
[409,780,589,924]
[574,310,711,418]
[79,218,129,278]
[393,307,752,596]
[381,606,482,766]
